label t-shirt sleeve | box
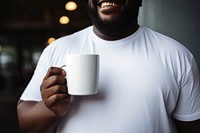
[173,57,200,121]
[19,47,50,101]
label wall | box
[138,0,200,68]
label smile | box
[96,0,123,20]
[101,2,117,8]
[98,1,119,8]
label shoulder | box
[140,26,193,58]
[39,26,93,66]
[59,26,92,42]
[140,27,180,46]
[50,26,92,47]
[44,26,92,53]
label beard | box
[87,2,140,36]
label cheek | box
[88,0,96,8]
[88,1,97,13]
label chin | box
[88,5,139,36]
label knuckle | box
[45,95,57,109]
[52,76,66,85]
[54,85,66,94]
[53,85,60,93]
[47,76,58,86]
[52,75,60,83]
[48,67,54,72]
[50,95,59,105]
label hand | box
[40,67,71,118]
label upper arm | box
[174,118,200,133]
[173,57,200,123]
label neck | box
[93,23,139,41]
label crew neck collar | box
[89,25,142,46]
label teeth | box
[101,2,117,8]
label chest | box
[97,51,180,110]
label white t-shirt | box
[20,26,200,133]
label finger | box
[40,75,66,93]
[47,93,69,108]
[45,75,67,89]
[44,67,66,80]
[41,84,67,103]
[45,85,67,98]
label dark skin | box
[174,119,200,133]
[17,67,71,133]
[17,0,200,132]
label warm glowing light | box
[65,1,77,11]
[59,16,70,24]
[47,37,56,44]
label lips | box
[95,0,124,21]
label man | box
[17,0,200,133]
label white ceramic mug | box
[65,54,99,95]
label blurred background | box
[0,0,199,132]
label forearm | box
[17,100,61,133]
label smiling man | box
[88,0,141,39]
[17,0,200,133]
